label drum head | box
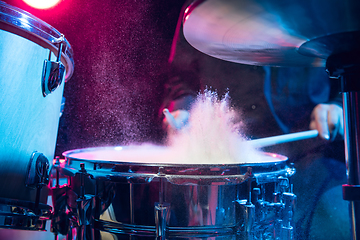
[63,145,287,165]
[62,145,290,185]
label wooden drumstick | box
[163,108,179,130]
[163,107,318,147]
[249,130,319,148]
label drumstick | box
[249,130,319,148]
[163,108,179,130]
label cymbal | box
[183,0,360,67]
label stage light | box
[23,0,61,9]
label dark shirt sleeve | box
[160,69,201,115]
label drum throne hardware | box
[0,0,74,234]
[182,0,360,239]
[50,146,296,240]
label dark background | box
[0,3,349,239]
[3,0,186,156]
[1,0,345,162]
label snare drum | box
[0,0,73,231]
[53,145,296,240]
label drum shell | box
[59,146,292,238]
[112,180,246,228]
[0,28,66,203]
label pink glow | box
[23,0,61,9]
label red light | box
[23,0,61,9]
[52,158,67,164]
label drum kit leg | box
[326,52,360,240]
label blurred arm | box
[309,103,343,141]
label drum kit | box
[0,0,359,239]
[0,0,73,235]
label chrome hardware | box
[26,151,50,188]
[281,192,296,239]
[76,163,95,239]
[25,151,50,212]
[42,34,66,97]
[242,201,255,237]
[0,197,51,231]
[51,186,77,236]
[155,202,170,238]
[51,147,296,239]
[77,195,95,240]
[155,170,170,238]
[236,177,296,240]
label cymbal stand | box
[326,52,360,240]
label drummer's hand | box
[162,108,190,133]
[309,103,344,141]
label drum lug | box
[25,151,50,213]
[258,190,296,240]
[42,35,65,97]
[236,181,296,240]
[76,163,97,240]
[237,200,255,234]
[77,162,94,225]
[77,195,95,229]
[51,186,78,236]
[26,151,50,188]
[279,192,296,240]
[154,202,170,238]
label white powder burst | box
[67,90,278,165]
[166,89,263,164]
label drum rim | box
[0,0,74,80]
[62,145,288,167]
[61,146,292,185]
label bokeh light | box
[23,0,61,9]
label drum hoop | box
[61,146,291,185]
[63,146,288,167]
[0,1,74,80]
[97,218,237,237]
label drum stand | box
[51,161,100,240]
[0,152,51,231]
[326,52,360,240]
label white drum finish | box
[0,1,73,204]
